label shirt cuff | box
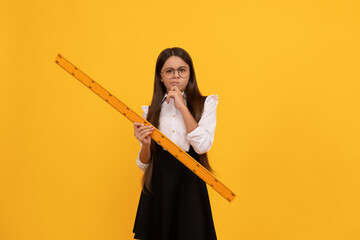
[187,125,204,139]
[187,126,213,154]
[136,145,149,172]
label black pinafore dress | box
[133,143,217,240]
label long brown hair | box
[142,47,214,193]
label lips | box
[171,82,179,84]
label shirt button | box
[172,115,175,118]
[172,130,175,133]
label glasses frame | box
[160,67,190,79]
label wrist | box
[178,104,188,112]
[142,142,151,149]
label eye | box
[165,69,173,73]
[179,68,186,72]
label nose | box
[174,69,180,78]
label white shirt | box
[136,93,219,172]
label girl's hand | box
[166,86,186,110]
[133,122,154,146]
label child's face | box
[160,56,190,93]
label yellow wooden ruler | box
[54,54,236,202]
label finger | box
[141,128,154,136]
[168,92,179,103]
[137,128,153,141]
[137,125,153,133]
[134,122,141,134]
[135,126,151,139]
[137,125,154,134]
[133,122,144,129]
[135,123,152,129]
[169,89,179,98]
[168,91,181,100]
[168,91,176,97]
[139,129,154,141]
[171,86,178,91]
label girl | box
[132,47,218,240]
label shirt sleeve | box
[136,105,150,172]
[186,95,218,154]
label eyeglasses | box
[160,67,190,79]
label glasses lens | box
[163,69,174,79]
[178,68,189,78]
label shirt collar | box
[162,91,186,102]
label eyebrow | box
[163,66,188,69]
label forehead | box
[162,56,189,69]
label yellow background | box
[1,0,359,239]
